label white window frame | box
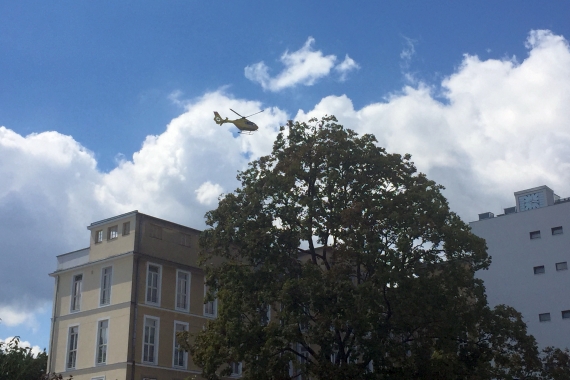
[70,273,83,313]
[100,266,113,306]
[66,324,79,370]
[95,230,103,243]
[142,315,160,365]
[203,284,217,317]
[172,320,189,369]
[95,318,109,366]
[145,263,162,306]
[107,225,118,240]
[175,270,191,312]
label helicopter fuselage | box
[214,112,259,132]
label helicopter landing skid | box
[238,131,254,135]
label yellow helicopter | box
[213,109,264,134]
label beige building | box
[47,211,236,380]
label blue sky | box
[1,1,570,352]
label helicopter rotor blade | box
[243,109,265,119]
[230,108,244,118]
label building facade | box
[470,185,570,349]
[47,211,234,380]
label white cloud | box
[168,89,186,107]
[195,181,224,205]
[244,37,359,91]
[1,30,570,351]
[296,30,570,220]
[335,55,360,81]
[0,301,49,332]
[400,36,416,63]
[0,91,288,331]
[400,36,418,84]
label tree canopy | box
[0,336,47,380]
[181,116,545,379]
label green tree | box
[0,336,47,380]
[540,347,570,380]
[180,116,541,379]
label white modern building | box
[470,185,570,349]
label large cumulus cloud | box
[296,30,570,219]
[1,30,569,334]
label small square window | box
[552,226,563,235]
[149,224,162,240]
[533,265,545,275]
[556,262,568,271]
[108,225,118,240]
[530,230,541,239]
[562,310,570,319]
[122,221,130,236]
[539,313,551,322]
[95,230,103,243]
[179,233,192,247]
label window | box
[291,343,308,379]
[100,266,112,306]
[539,313,551,322]
[533,265,545,275]
[146,264,161,305]
[107,225,118,240]
[179,233,192,247]
[330,350,338,364]
[299,305,310,332]
[259,305,270,326]
[176,270,190,312]
[204,284,217,317]
[96,320,109,365]
[173,321,188,369]
[122,221,130,236]
[95,230,103,243]
[562,310,570,319]
[143,316,159,364]
[230,362,242,377]
[552,226,563,235]
[67,325,79,369]
[71,274,83,312]
[556,262,568,271]
[530,230,541,239]
[149,224,162,240]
